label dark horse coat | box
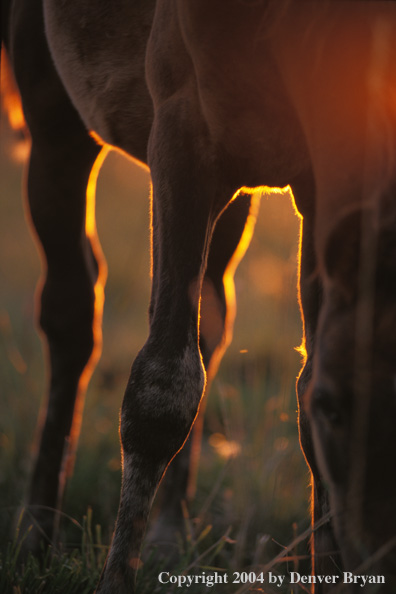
[2,1,396,592]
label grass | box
[0,115,312,592]
[1,509,104,593]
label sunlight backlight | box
[221,188,261,363]
[1,49,25,132]
[1,48,30,163]
[289,188,307,365]
[222,185,294,358]
[66,147,109,477]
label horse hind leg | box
[146,191,258,553]
[24,140,105,550]
[189,190,259,490]
[200,189,259,376]
[10,6,105,549]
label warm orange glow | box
[288,185,313,555]
[220,188,262,363]
[288,187,307,365]
[148,182,154,280]
[209,432,241,459]
[89,129,150,172]
[1,48,25,131]
[295,341,307,364]
[88,130,105,146]
[1,48,30,163]
[203,184,295,377]
[184,187,263,496]
[248,253,287,298]
[66,147,109,477]
[221,190,257,345]
[9,140,30,163]
[288,185,303,222]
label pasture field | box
[0,114,311,592]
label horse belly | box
[178,2,310,189]
[209,87,309,189]
[43,0,154,161]
[189,57,309,190]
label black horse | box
[3,1,396,592]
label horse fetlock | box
[121,341,206,463]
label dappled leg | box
[147,191,257,550]
[10,6,105,547]
[96,100,235,592]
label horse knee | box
[120,338,206,464]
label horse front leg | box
[293,175,341,589]
[96,97,233,592]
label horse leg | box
[96,88,237,591]
[10,3,104,549]
[147,191,257,550]
[25,146,105,551]
[293,174,341,587]
[200,191,258,376]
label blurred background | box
[0,108,311,580]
